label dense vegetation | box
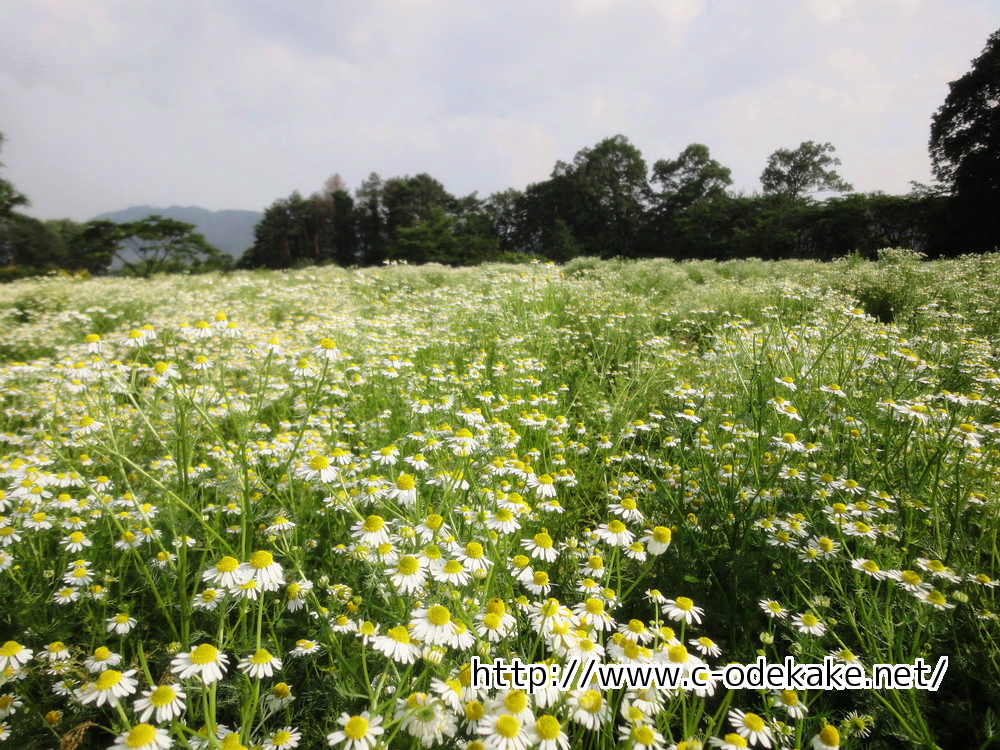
[0,253,998,748]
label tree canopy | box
[760,141,853,199]
[930,28,1000,251]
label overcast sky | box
[2,1,997,221]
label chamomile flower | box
[759,600,788,619]
[327,712,384,750]
[568,688,611,730]
[477,712,534,750]
[203,555,250,590]
[728,708,772,748]
[811,725,840,750]
[791,612,826,637]
[522,530,558,562]
[410,604,461,647]
[244,550,285,591]
[662,596,704,625]
[84,646,122,673]
[533,714,569,750]
[239,648,283,679]
[372,626,421,664]
[171,643,230,684]
[134,684,187,723]
[0,641,33,672]
[78,668,138,707]
[106,613,137,635]
[111,723,173,750]
[641,526,672,555]
[264,727,301,750]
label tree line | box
[2,28,998,277]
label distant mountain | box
[91,205,263,259]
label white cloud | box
[0,0,995,220]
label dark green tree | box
[82,216,223,276]
[560,134,650,257]
[930,28,1000,251]
[0,133,28,220]
[355,173,388,265]
[239,192,320,269]
[0,214,64,268]
[390,207,458,264]
[760,141,853,199]
[651,143,732,209]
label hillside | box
[91,205,262,258]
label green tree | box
[930,28,1000,251]
[560,134,650,257]
[651,143,732,209]
[82,216,223,276]
[0,133,28,220]
[0,214,64,268]
[760,141,853,199]
[390,207,458,264]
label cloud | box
[0,0,996,220]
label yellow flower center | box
[398,556,420,575]
[427,605,451,627]
[504,689,528,713]
[95,670,123,690]
[780,689,798,706]
[743,712,765,731]
[675,596,695,611]
[344,716,369,741]
[396,474,416,490]
[495,715,521,738]
[363,515,385,533]
[578,689,603,712]
[149,685,178,706]
[215,556,240,573]
[250,648,273,665]
[124,725,157,748]
[634,726,656,745]
[190,644,219,665]
[653,526,671,543]
[465,700,485,721]
[667,644,689,663]
[250,550,274,569]
[818,725,840,746]
[273,682,291,698]
[534,531,554,548]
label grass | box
[0,253,998,749]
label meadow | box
[0,249,998,749]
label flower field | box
[0,251,998,749]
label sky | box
[1,0,997,222]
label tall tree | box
[564,134,650,257]
[83,215,224,276]
[0,133,28,220]
[651,143,732,209]
[355,173,388,265]
[930,28,1000,251]
[760,141,853,199]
